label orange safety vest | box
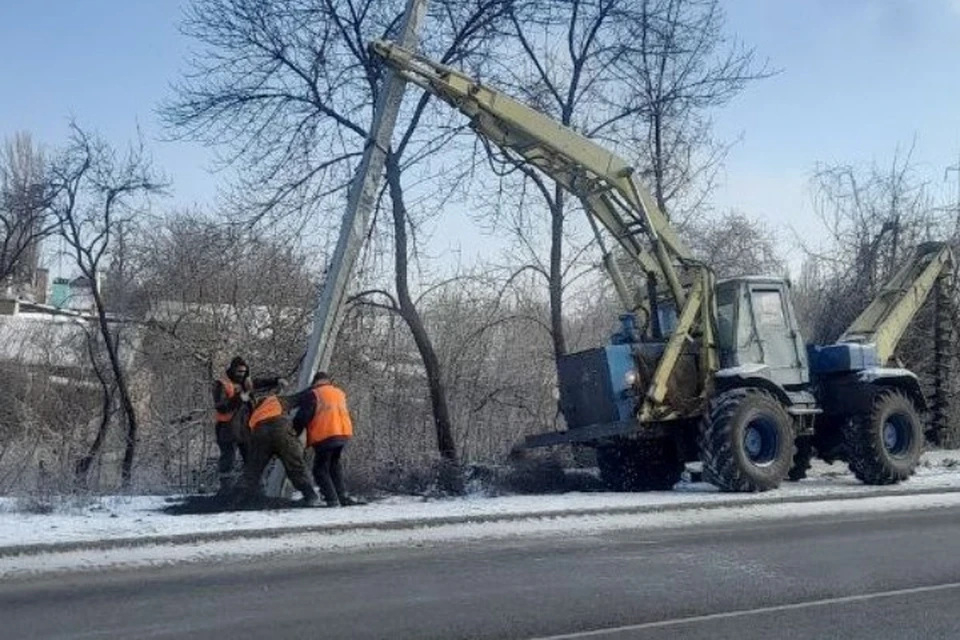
[305,384,353,447]
[249,395,283,431]
[214,377,237,423]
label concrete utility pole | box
[947,153,960,235]
[297,0,428,388]
[264,0,429,498]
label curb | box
[4,485,960,558]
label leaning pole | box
[264,0,429,498]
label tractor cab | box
[714,277,809,388]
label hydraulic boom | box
[839,241,953,364]
[369,40,694,301]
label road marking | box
[528,581,960,639]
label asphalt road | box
[2,506,960,639]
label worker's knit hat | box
[227,356,248,375]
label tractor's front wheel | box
[700,388,796,492]
[845,388,923,485]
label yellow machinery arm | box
[369,39,694,308]
[839,241,954,363]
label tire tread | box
[846,388,922,485]
[700,388,795,492]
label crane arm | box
[839,241,953,363]
[368,39,696,309]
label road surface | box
[2,505,960,639]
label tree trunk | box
[549,184,567,363]
[385,153,459,469]
[91,285,139,489]
[75,333,114,485]
[75,403,111,483]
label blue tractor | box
[371,41,954,492]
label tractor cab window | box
[752,289,787,329]
[657,302,677,336]
[716,286,736,352]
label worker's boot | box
[299,486,321,507]
[339,496,364,507]
[217,472,236,497]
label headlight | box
[624,369,639,386]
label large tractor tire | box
[844,388,923,485]
[596,439,683,492]
[787,437,814,481]
[700,388,796,492]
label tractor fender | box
[714,364,792,407]
[857,367,927,412]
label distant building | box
[50,277,70,308]
[50,274,100,311]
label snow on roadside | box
[4,491,960,579]
[1,451,960,550]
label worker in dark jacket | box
[293,371,360,507]
[242,392,320,506]
[212,356,284,494]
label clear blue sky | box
[2,0,960,273]
[0,0,216,209]
[712,0,960,264]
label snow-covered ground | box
[1,451,959,577]
[4,491,960,579]
[2,451,959,549]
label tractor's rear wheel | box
[700,388,796,492]
[596,439,683,492]
[845,388,923,485]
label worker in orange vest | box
[243,392,320,506]
[212,356,285,494]
[293,371,361,507]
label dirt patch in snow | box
[160,494,309,515]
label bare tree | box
[488,0,628,363]
[135,212,318,371]
[0,133,56,290]
[811,150,932,288]
[617,0,774,217]
[73,326,118,485]
[164,0,509,478]
[50,124,167,489]
[686,211,782,279]
[797,148,939,343]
